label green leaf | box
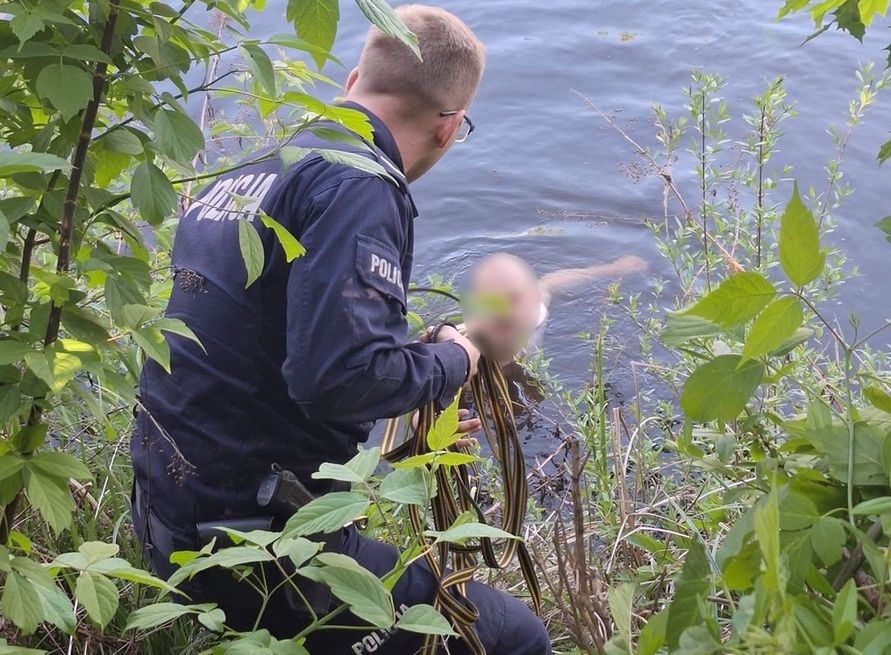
[238,220,265,288]
[779,181,825,287]
[852,496,891,515]
[395,604,456,636]
[240,44,276,97]
[0,340,32,365]
[427,396,461,450]
[380,467,434,506]
[34,583,76,635]
[24,469,74,534]
[10,13,44,47]
[131,161,177,225]
[608,582,635,645]
[316,149,395,184]
[754,486,782,593]
[153,110,205,164]
[637,609,668,655]
[0,152,71,177]
[124,602,196,631]
[666,539,710,649]
[35,63,93,121]
[1,571,43,635]
[427,522,516,544]
[392,451,478,469]
[75,571,119,629]
[0,455,24,483]
[778,489,819,530]
[811,516,846,566]
[879,140,891,165]
[283,492,369,537]
[132,326,171,373]
[259,211,306,262]
[858,0,889,25]
[273,536,322,568]
[681,355,764,422]
[833,578,858,643]
[287,0,340,68]
[313,447,380,483]
[684,272,777,329]
[29,452,92,482]
[740,297,804,365]
[864,385,891,414]
[305,553,393,628]
[354,0,421,58]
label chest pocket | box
[355,234,407,313]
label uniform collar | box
[339,101,406,175]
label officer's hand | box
[435,325,480,381]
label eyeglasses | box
[439,110,475,143]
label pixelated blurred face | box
[465,262,541,363]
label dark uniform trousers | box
[132,498,551,655]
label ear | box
[345,67,360,92]
[434,110,464,149]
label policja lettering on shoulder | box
[369,252,403,293]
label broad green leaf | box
[427,522,516,544]
[681,355,764,422]
[684,272,776,329]
[283,492,369,537]
[0,152,71,177]
[778,489,819,530]
[75,571,119,629]
[24,469,74,534]
[852,496,891,515]
[0,340,32,365]
[259,211,306,262]
[427,396,461,450]
[864,385,891,414]
[153,110,205,163]
[779,182,825,287]
[0,455,24,482]
[1,572,43,635]
[34,583,76,635]
[392,451,478,469]
[637,608,668,655]
[131,161,177,225]
[10,13,44,46]
[238,220,265,288]
[316,149,395,184]
[132,326,171,373]
[833,578,858,643]
[859,0,890,25]
[304,554,393,628]
[29,452,92,481]
[287,0,339,68]
[272,536,321,568]
[811,516,846,566]
[740,297,804,365]
[608,582,635,645]
[380,467,434,506]
[666,539,710,649]
[124,602,195,631]
[35,63,93,121]
[197,607,226,633]
[313,447,380,483]
[395,604,456,636]
[879,140,891,165]
[354,0,421,58]
[240,44,276,97]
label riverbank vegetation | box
[0,1,890,654]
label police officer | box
[131,5,550,654]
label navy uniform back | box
[131,103,470,532]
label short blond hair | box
[357,4,485,109]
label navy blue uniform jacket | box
[131,104,469,527]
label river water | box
[244,2,891,453]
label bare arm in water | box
[538,254,648,307]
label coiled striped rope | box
[381,355,542,654]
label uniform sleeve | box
[282,175,469,423]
